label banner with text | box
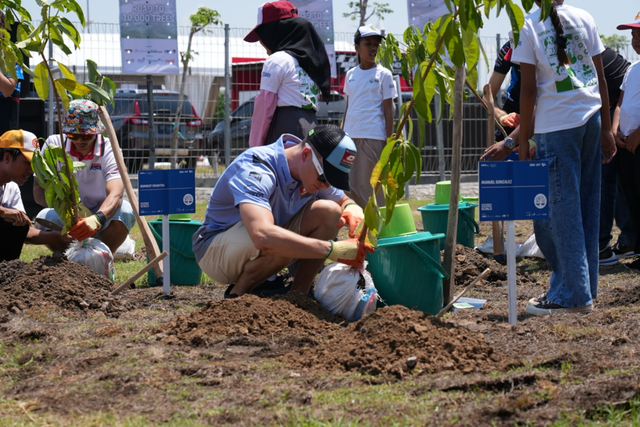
[291,0,337,78]
[119,0,179,75]
[407,0,448,30]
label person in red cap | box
[0,130,70,261]
[612,12,640,271]
[245,1,331,148]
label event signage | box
[478,160,549,221]
[138,169,196,216]
[290,0,337,78]
[407,0,449,29]
[119,0,180,74]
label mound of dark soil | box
[153,292,345,346]
[289,304,510,378]
[0,255,135,318]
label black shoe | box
[251,275,290,297]
[525,299,592,316]
[223,284,240,299]
[627,258,640,272]
[599,245,618,266]
[612,242,638,259]
[493,254,506,265]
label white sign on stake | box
[119,0,180,75]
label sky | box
[19,0,640,39]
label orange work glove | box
[336,203,364,238]
[499,112,520,128]
[327,239,375,269]
[69,214,102,240]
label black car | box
[106,90,204,173]
[205,92,347,164]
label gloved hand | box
[327,239,375,269]
[336,203,364,238]
[499,112,520,128]
[69,214,102,240]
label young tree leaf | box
[34,61,49,101]
[504,1,524,47]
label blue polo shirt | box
[192,134,344,262]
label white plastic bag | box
[515,233,545,259]
[65,238,115,280]
[315,262,378,321]
[475,233,545,259]
[114,235,136,260]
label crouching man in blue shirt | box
[193,125,374,298]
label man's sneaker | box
[529,291,547,304]
[475,236,508,255]
[223,284,240,299]
[251,275,289,296]
[612,242,638,259]
[627,258,640,272]
[599,246,618,266]
[525,299,592,316]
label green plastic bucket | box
[434,181,463,205]
[417,202,479,250]
[147,219,203,286]
[378,203,417,238]
[367,231,448,315]
[158,213,192,221]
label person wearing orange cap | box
[0,130,70,261]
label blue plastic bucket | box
[147,219,203,286]
[367,231,447,315]
[418,202,479,250]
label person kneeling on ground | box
[0,130,70,261]
[33,99,135,254]
[192,125,374,298]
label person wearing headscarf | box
[245,1,331,148]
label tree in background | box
[343,0,393,27]
[170,7,220,169]
[600,34,629,54]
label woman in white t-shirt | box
[244,1,331,148]
[342,24,397,209]
[513,0,616,316]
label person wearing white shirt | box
[0,129,69,261]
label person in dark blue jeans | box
[598,47,638,265]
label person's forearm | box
[251,224,332,259]
[249,90,277,147]
[33,181,47,207]
[97,193,122,221]
[383,98,394,138]
[494,107,508,122]
[612,105,621,136]
[0,73,17,98]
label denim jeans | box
[533,112,601,308]
[599,151,637,250]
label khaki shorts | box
[197,203,308,284]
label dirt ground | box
[1,222,640,425]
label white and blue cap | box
[354,24,385,42]
[307,125,357,191]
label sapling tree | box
[170,7,220,169]
[344,0,393,27]
[0,0,115,230]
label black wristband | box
[95,211,107,226]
